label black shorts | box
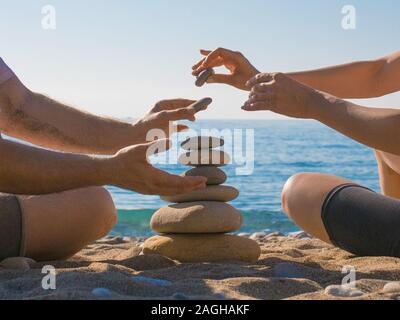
[0,193,24,260]
[321,184,400,257]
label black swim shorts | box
[0,193,25,260]
[321,183,400,257]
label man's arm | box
[0,138,107,194]
[0,69,200,155]
[287,51,400,99]
[0,76,143,154]
[0,138,206,196]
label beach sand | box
[1,233,399,300]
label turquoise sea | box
[109,120,379,237]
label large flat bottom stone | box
[143,234,261,263]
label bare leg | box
[18,187,117,261]
[375,150,400,199]
[281,173,352,244]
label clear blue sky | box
[1,0,399,119]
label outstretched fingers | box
[192,48,227,76]
[242,101,272,112]
[160,108,196,122]
[250,82,276,95]
[202,48,236,67]
[173,124,189,133]
[243,80,276,111]
[200,49,211,56]
[141,139,172,159]
[138,140,207,195]
[246,73,274,88]
[190,50,211,70]
[149,167,207,195]
[248,92,275,103]
[206,73,236,85]
[153,99,196,112]
[192,57,206,71]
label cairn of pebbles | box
[143,136,261,263]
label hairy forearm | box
[0,77,141,154]
[0,139,113,195]
[311,94,400,155]
[287,59,385,99]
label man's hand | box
[192,48,260,91]
[109,139,207,195]
[243,72,326,119]
[131,98,208,144]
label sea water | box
[110,119,379,237]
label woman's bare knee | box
[281,173,310,216]
[282,173,351,215]
[281,173,351,243]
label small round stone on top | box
[181,136,224,150]
[178,150,230,167]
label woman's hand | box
[192,48,260,91]
[132,98,206,143]
[109,139,207,195]
[243,72,326,119]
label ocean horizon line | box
[118,117,313,122]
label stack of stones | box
[143,136,261,263]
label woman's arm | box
[245,72,400,155]
[193,48,400,98]
[313,95,400,154]
[287,51,400,99]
